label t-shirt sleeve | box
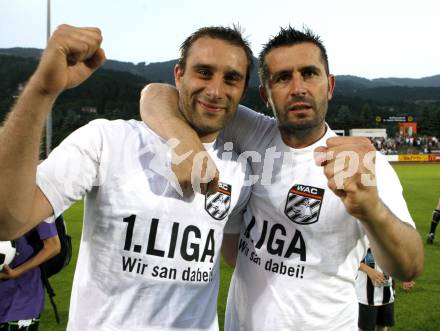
[36,218,58,241]
[375,152,415,227]
[37,120,106,218]
[219,104,277,153]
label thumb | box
[314,146,328,166]
[207,169,220,195]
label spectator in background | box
[0,220,60,331]
[427,198,440,244]
[356,248,395,331]
[370,134,438,155]
[369,137,397,155]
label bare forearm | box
[358,262,370,273]
[13,235,61,277]
[314,138,424,280]
[0,25,104,240]
[140,83,218,195]
[0,78,56,235]
[140,84,187,134]
[361,202,424,280]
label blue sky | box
[1,0,438,79]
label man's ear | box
[174,64,183,88]
[259,84,270,109]
[327,74,336,101]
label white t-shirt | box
[220,105,414,331]
[37,119,251,331]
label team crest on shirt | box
[205,182,232,220]
[284,184,325,225]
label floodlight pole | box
[45,0,52,157]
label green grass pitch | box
[38,164,440,331]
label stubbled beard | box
[278,107,326,135]
[279,118,324,135]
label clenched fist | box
[314,136,380,221]
[32,24,106,97]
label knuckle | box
[80,41,90,54]
[95,32,103,44]
[57,24,70,31]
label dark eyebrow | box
[269,65,323,82]
[271,69,292,80]
[192,64,214,71]
[300,65,321,74]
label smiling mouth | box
[198,100,226,113]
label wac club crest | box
[205,182,232,220]
[284,184,325,225]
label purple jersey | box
[0,221,58,322]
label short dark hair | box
[178,25,254,90]
[258,26,329,85]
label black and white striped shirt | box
[356,249,395,306]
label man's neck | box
[198,131,219,143]
[280,124,327,149]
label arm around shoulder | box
[140,83,219,195]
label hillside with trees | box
[0,49,439,150]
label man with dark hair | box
[427,198,440,244]
[258,26,330,82]
[139,25,423,330]
[179,25,254,91]
[0,24,253,330]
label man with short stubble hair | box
[0,24,254,330]
[140,26,423,330]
